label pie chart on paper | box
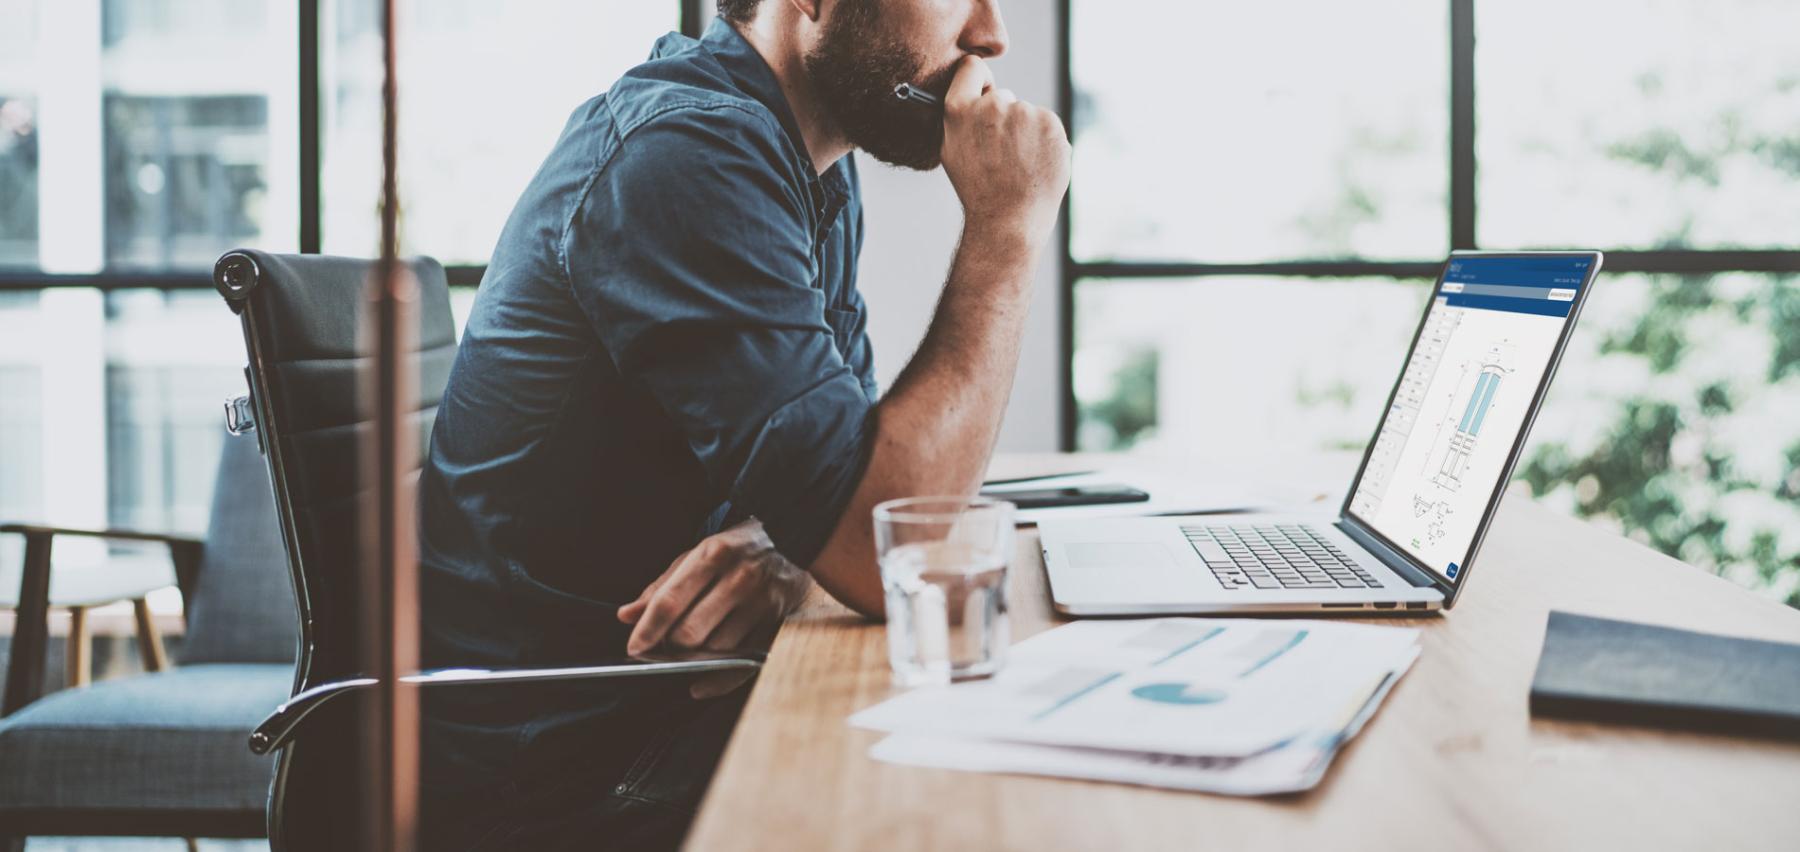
[1130,682,1228,706]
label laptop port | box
[1406,601,1428,610]
[1372,602,1397,609]
[1321,603,1364,609]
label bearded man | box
[417,0,1068,847]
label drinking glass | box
[874,496,1015,686]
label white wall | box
[852,0,1063,452]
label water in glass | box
[882,540,1010,686]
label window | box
[1477,0,1800,249]
[0,1,692,563]
[0,0,288,561]
[1068,0,1800,606]
[1520,272,1800,598]
[1071,0,1447,263]
[104,94,275,268]
[1074,277,1430,453]
[322,0,677,263]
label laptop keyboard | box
[1181,523,1380,591]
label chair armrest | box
[0,522,203,548]
[1,520,205,613]
[247,652,767,755]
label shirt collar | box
[697,21,810,165]
[688,20,854,213]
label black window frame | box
[0,0,706,293]
[1054,0,1800,450]
[5,0,1796,451]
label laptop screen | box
[1345,254,1595,584]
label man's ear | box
[782,0,823,22]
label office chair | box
[0,432,297,849]
[211,250,760,850]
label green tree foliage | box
[1517,63,1800,607]
[1083,347,1159,451]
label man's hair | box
[715,0,762,24]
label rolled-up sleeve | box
[561,104,875,567]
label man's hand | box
[617,519,812,697]
[939,55,1072,250]
[794,58,1070,618]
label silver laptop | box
[1040,251,1603,616]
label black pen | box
[893,82,942,109]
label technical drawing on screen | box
[1347,255,1594,583]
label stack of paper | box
[850,618,1421,796]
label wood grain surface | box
[685,457,1800,852]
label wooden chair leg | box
[66,605,91,687]
[132,597,169,672]
[2,531,53,715]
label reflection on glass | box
[1519,272,1800,606]
[1070,0,1447,263]
[1478,0,1800,249]
[324,0,677,263]
[1073,277,1431,453]
[0,94,37,266]
[0,0,39,267]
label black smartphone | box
[979,484,1151,510]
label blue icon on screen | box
[1447,562,1460,579]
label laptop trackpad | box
[1067,542,1177,573]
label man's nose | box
[960,0,1009,59]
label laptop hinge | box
[1337,520,1441,589]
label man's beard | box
[802,0,955,171]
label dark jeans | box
[418,676,751,852]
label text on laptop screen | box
[1347,255,1592,583]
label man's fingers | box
[669,561,761,648]
[991,87,1018,107]
[617,549,687,623]
[944,55,994,109]
[702,605,765,653]
[688,668,756,700]
[617,584,656,623]
[627,542,731,655]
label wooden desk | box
[686,458,1800,851]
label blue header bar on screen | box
[1439,255,1591,317]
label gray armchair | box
[0,432,298,848]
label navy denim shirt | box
[420,20,877,667]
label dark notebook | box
[1529,611,1800,739]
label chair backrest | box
[177,430,299,665]
[213,249,454,850]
